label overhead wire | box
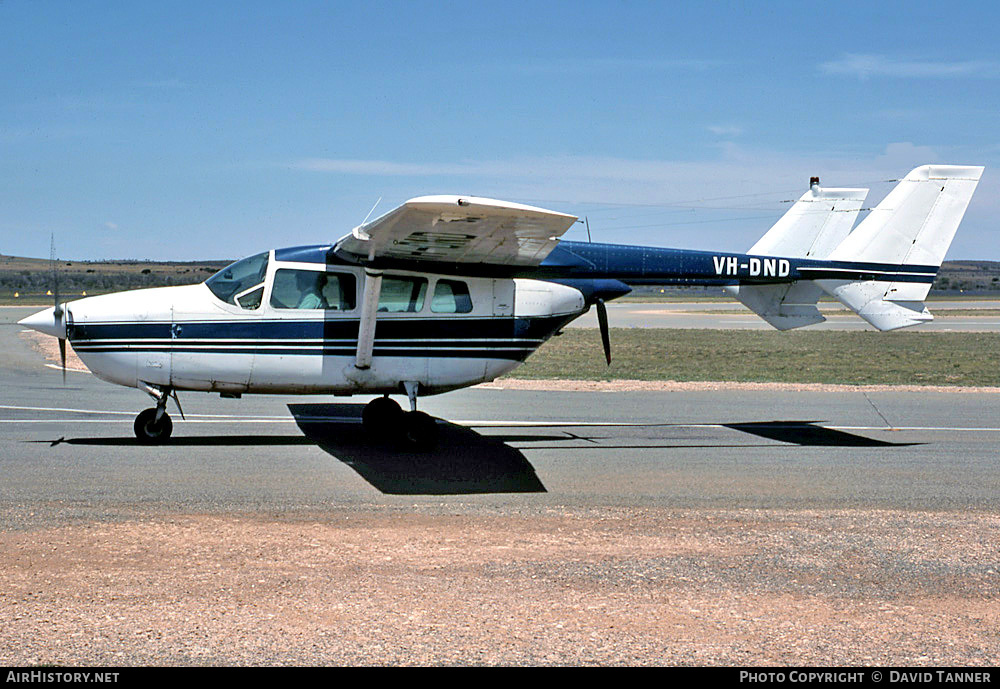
[519,176,900,233]
[517,177,900,212]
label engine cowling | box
[512,279,586,318]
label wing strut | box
[354,269,383,369]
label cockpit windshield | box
[205,252,269,306]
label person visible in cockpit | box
[296,271,328,309]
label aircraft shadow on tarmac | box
[721,421,920,447]
[54,413,917,496]
[288,403,548,495]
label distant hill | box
[933,260,1000,294]
[0,254,230,301]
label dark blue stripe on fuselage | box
[69,315,575,362]
[73,346,537,360]
[71,316,568,342]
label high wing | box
[332,195,578,266]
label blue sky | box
[2,1,998,260]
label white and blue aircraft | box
[19,164,984,446]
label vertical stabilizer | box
[728,181,868,330]
[828,165,984,268]
[818,165,984,330]
[749,181,868,258]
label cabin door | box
[170,299,259,393]
[492,279,515,317]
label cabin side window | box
[378,276,427,313]
[430,279,473,313]
[269,269,357,310]
[205,252,269,309]
[236,286,264,310]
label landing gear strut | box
[361,383,439,449]
[134,384,175,444]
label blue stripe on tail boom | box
[535,241,937,285]
[271,242,937,287]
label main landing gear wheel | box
[134,408,173,444]
[361,396,439,449]
[402,410,438,450]
[362,396,404,434]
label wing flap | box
[335,195,578,267]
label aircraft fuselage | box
[55,246,593,398]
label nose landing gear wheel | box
[134,408,173,444]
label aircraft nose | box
[18,306,66,339]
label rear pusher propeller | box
[577,217,613,366]
[595,298,612,366]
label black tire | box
[362,396,404,436]
[402,411,439,450]
[134,408,173,444]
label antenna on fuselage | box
[576,216,593,243]
[361,197,382,226]
[352,197,384,247]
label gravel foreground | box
[2,508,999,666]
